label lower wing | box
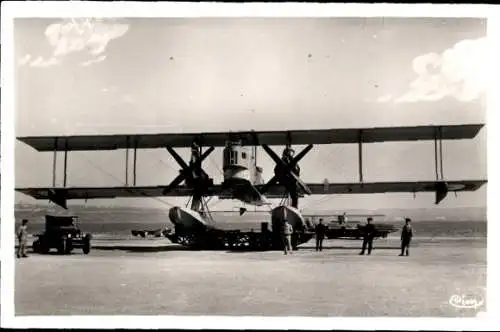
[15,180,486,209]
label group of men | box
[19,215,414,257]
[280,216,414,256]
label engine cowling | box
[271,205,306,232]
[168,206,207,230]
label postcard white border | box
[2,1,499,330]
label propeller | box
[162,146,215,195]
[260,144,313,195]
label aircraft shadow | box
[23,244,400,254]
[299,245,400,250]
[92,245,194,253]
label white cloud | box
[18,54,32,66]
[379,37,488,103]
[22,19,129,69]
[45,20,129,59]
[80,55,107,67]
[29,56,59,68]
[376,94,393,103]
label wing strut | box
[63,140,69,187]
[358,130,364,183]
[434,126,449,205]
[51,137,70,188]
[52,137,58,187]
[124,136,140,186]
[125,137,130,186]
[133,144,138,186]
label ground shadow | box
[93,245,195,253]
[20,244,400,254]
[300,245,401,250]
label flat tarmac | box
[15,237,486,317]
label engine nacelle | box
[271,206,306,232]
[168,206,207,230]
[222,141,252,184]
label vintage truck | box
[32,215,92,255]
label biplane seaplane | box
[16,124,487,250]
[303,213,398,240]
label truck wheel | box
[32,240,40,253]
[58,239,67,255]
[40,240,50,254]
[83,239,91,255]
[65,240,73,254]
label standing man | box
[359,217,376,255]
[315,218,327,252]
[282,219,293,255]
[400,218,414,256]
[17,219,29,258]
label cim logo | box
[449,293,484,309]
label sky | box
[13,17,488,211]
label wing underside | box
[15,180,486,209]
[17,124,484,151]
[304,180,486,195]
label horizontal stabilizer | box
[17,124,484,151]
[16,180,486,209]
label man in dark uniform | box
[359,217,376,255]
[17,219,29,258]
[315,218,327,252]
[400,218,414,256]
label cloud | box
[29,56,59,68]
[18,54,32,66]
[80,55,107,67]
[20,19,129,69]
[379,37,488,103]
[376,94,393,103]
[45,19,129,59]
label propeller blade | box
[289,172,312,195]
[261,145,283,166]
[291,144,313,165]
[162,173,186,195]
[259,176,278,195]
[166,146,190,170]
[199,146,215,162]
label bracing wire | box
[157,158,178,173]
[74,152,175,209]
[209,154,224,177]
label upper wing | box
[17,124,484,151]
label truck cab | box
[32,215,92,255]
